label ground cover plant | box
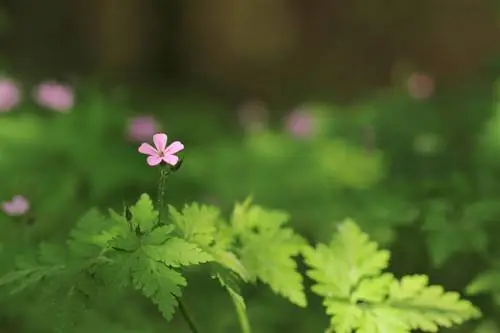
[0,78,499,332]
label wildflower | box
[138,133,184,167]
[407,73,435,100]
[284,108,314,138]
[237,99,268,133]
[34,81,74,112]
[127,115,160,141]
[0,78,20,112]
[2,195,29,216]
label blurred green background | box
[0,0,500,332]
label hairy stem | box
[177,297,202,333]
[156,166,169,224]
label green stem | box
[157,166,169,224]
[177,297,201,333]
[157,166,201,333]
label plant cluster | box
[0,130,483,333]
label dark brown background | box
[2,0,499,101]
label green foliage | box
[304,219,480,333]
[1,82,499,332]
[0,195,482,332]
[230,198,307,307]
[0,194,213,327]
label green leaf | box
[168,203,249,280]
[129,193,158,233]
[68,209,129,257]
[213,267,251,333]
[0,243,66,294]
[131,254,187,320]
[168,203,218,247]
[467,269,500,295]
[386,275,481,331]
[304,219,480,333]
[211,250,249,282]
[142,225,175,246]
[304,218,389,298]
[231,200,307,307]
[142,237,213,267]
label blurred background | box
[0,0,500,332]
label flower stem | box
[157,166,169,224]
[177,297,202,333]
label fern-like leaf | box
[0,243,67,294]
[304,218,481,333]
[168,203,218,247]
[169,203,248,280]
[129,193,158,233]
[131,254,187,320]
[68,208,129,257]
[231,198,307,307]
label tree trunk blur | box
[4,0,499,100]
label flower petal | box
[2,195,29,215]
[163,154,179,166]
[153,133,168,151]
[165,141,184,154]
[147,155,162,166]
[138,143,157,155]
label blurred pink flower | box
[138,133,184,167]
[284,108,314,138]
[0,78,20,112]
[127,116,160,141]
[34,81,74,112]
[407,73,435,100]
[2,195,29,216]
[237,99,268,132]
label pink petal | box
[153,133,168,152]
[162,154,179,166]
[165,141,184,154]
[138,143,157,155]
[2,195,29,216]
[147,155,162,166]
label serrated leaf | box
[131,255,187,320]
[232,201,306,307]
[304,218,390,299]
[142,237,213,267]
[305,219,480,333]
[129,193,158,233]
[352,273,394,303]
[142,225,175,245]
[387,275,481,331]
[69,208,129,258]
[168,203,218,247]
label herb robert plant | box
[0,132,480,333]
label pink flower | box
[127,116,160,141]
[284,108,314,138]
[407,73,435,100]
[2,195,29,216]
[237,100,268,132]
[34,81,74,112]
[138,133,184,167]
[0,78,20,112]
